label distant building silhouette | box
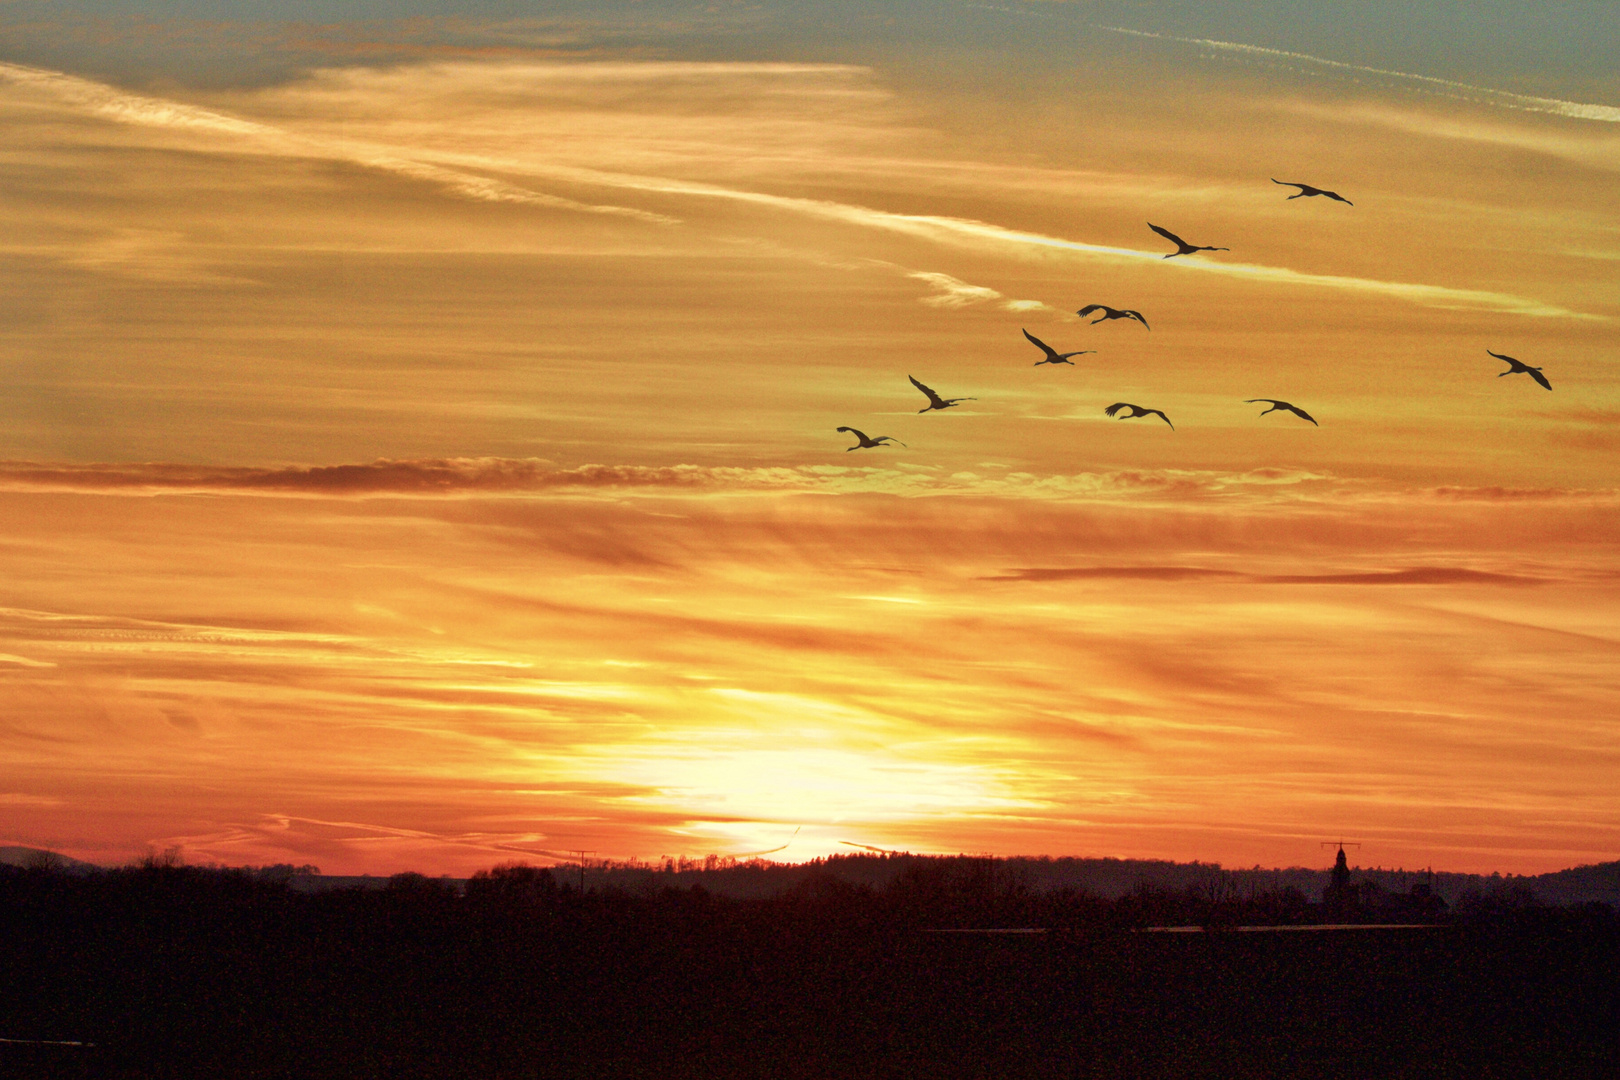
[1322,844,1357,915]
[1320,847,1446,920]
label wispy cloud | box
[0,60,675,224]
[341,152,677,220]
[0,793,64,807]
[0,459,739,495]
[1424,485,1620,503]
[1097,25,1620,124]
[0,652,57,668]
[0,61,278,137]
[492,158,1593,317]
[984,566,1243,582]
[1257,568,1543,586]
[1283,101,1620,174]
[2,58,1596,319]
[221,814,578,862]
[50,227,253,284]
[907,270,1001,308]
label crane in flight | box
[909,375,976,412]
[1023,328,1095,366]
[1148,223,1228,258]
[1272,179,1353,205]
[1488,349,1551,390]
[837,427,905,450]
[1105,402,1174,429]
[1245,399,1318,426]
[1076,305,1150,330]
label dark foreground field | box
[3,862,1617,1079]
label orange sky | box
[1,6,1616,876]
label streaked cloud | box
[1096,25,1620,124]
[1284,101,1620,175]
[985,566,1546,586]
[1,58,1599,318]
[497,164,1599,318]
[0,793,64,807]
[0,59,675,223]
[908,270,1001,308]
[0,458,1349,501]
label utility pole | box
[572,850,595,894]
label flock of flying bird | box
[836,179,1554,452]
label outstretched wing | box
[1076,304,1106,318]
[1487,349,1517,365]
[1022,328,1053,354]
[1271,178,1306,191]
[1148,409,1175,430]
[1148,222,1186,248]
[909,375,945,406]
[1527,368,1552,391]
[836,426,866,439]
[1286,404,1319,425]
[1322,189,1352,205]
[1244,398,1280,406]
[1104,402,1130,417]
[1124,309,1150,330]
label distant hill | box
[0,846,102,872]
[1525,860,1620,906]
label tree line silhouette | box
[2,856,1616,1078]
[529,850,1620,908]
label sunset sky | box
[1,0,1616,877]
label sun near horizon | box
[0,0,1616,879]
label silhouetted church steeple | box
[1321,841,1360,914]
[1331,845,1350,891]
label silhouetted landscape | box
[4,851,1617,1078]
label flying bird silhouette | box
[1105,402,1174,429]
[909,375,976,412]
[1488,350,1551,391]
[1272,179,1353,205]
[1023,328,1095,366]
[1245,398,1318,426]
[1148,223,1229,258]
[837,426,905,450]
[1076,304,1150,330]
